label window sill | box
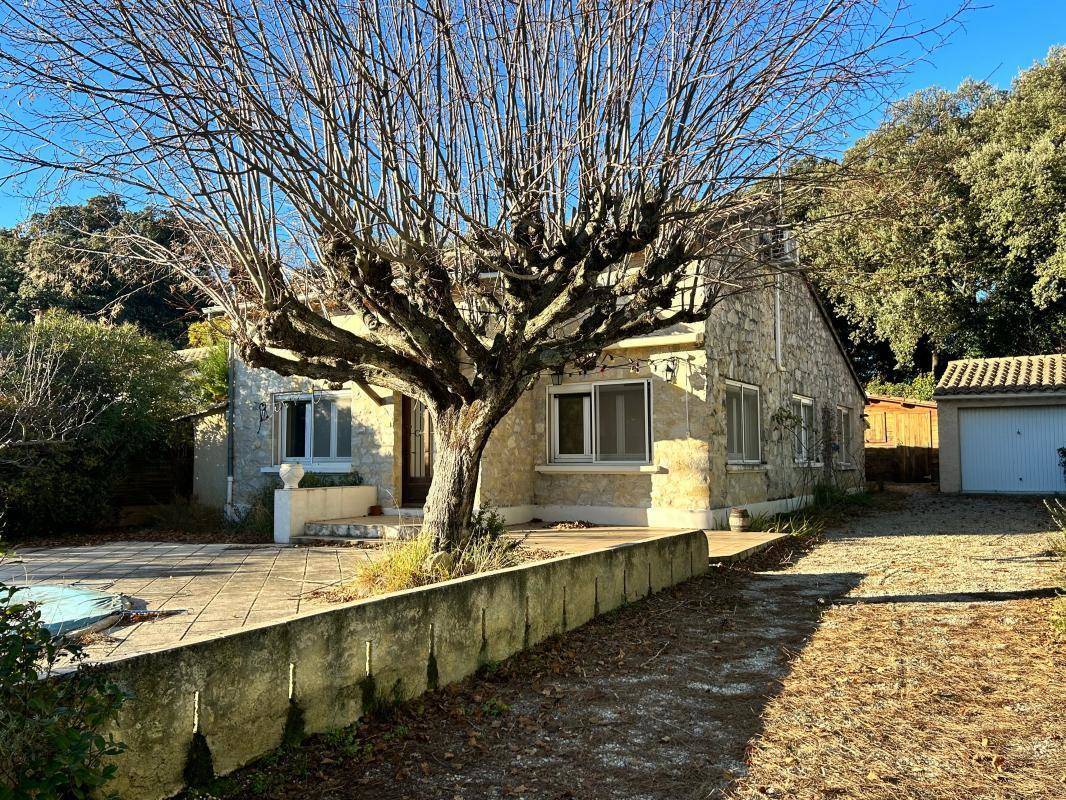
[726,463,767,473]
[835,464,859,471]
[536,464,668,475]
[260,463,354,474]
[794,461,824,468]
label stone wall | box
[515,275,865,524]
[98,531,708,800]
[528,344,713,519]
[477,389,537,514]
[229,359,397,509]
[220,278,864,523]
[704,273,866,509]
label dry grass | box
[316,534,560,602]
[727,598,1066,800]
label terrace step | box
[302,514,424,541]
[291,535,386,547]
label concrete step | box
[303,515,424,540]
[291,535,386,547]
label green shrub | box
[190,343,229,403]
[0,584,127,798]
[865,372,936,402]
[811,482,871,510]
[328,504,522,600]
[185,318,231,348]
[0,311,189,537]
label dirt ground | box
[190,492,1065,800]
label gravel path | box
[791,492,1058,598]
[191,491,1064,800]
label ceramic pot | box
[278,462,305,490]
[728,507,751,532]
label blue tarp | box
[3,584,126,636]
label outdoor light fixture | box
[663,359,678,383]
[550,368,564,386]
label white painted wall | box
[273,485,378,543]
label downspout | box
[225,339,236,510]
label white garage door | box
[959,406,1066,493]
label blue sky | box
[0,0,1063,228]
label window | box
[549,380,651,464]
[725,381,761,464]
[274,391,352,464]
[837,406,853,465]
[791,395,816,463]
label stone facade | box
[704,272,866,513]
[209,274,864,524]
[229,358,397,510]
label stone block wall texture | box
[527,274,865,517]
[478,388,537,509]
[530,344,713,512]
[97,531,708,800]
[221,277,864,520]
[230,359,397,509]
[704,273,865,508]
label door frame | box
[400,396,433,507]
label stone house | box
[193,269,866,530]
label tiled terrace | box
[0,527,786,662]
[0,542,377,661]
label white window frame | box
[836,405,853,466]
[791,394,819,465]
[547,378,653,465]
[273,390,353,466]
[725,379,762,465]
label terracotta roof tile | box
[935,354,1066,396]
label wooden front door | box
[401,396,433,506]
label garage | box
[958,405,1066,492]
[935,354,1066,495]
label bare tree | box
[0,0,964,549]
[0,325,102,466]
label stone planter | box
[728,507,751,532]
[278,462,305,490]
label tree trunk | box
[420,400,500,552]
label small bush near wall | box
[0,312,188,537]
[0,584,127,798]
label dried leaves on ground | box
[182,493,1064,800]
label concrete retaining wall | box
[99,530,708,799]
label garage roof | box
[935,354,1066,397]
